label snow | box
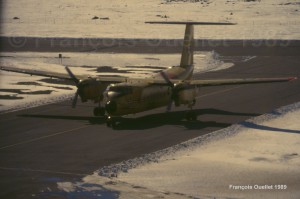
[0,70,74,113]
[1,0,300,39]
[56,102,300,199]
[118,108,300,198]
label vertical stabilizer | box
[145,21,236,69]
[180,24,194,68]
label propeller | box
[65,66,79,86]
[72,92,79,108]
[160,71,177,112]
[65,66,81,108]
[160,71,174,88]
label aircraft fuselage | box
[103,65,195,116]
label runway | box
[0,54,300,198]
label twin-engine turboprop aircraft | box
[1,22,297,127]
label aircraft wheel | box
[93,107,99,116]
[106,121,112,127]
[106,116,118,129]
[185,111,197,121]
[106,120,118,129]
[111,121,118,129]
[94,107,105,116]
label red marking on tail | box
[288,77,298,81]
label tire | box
[94,107,105,116]
[111,121,117,129]
[106,121,112,127]
[106,119,118,129]
[185,111,197,121]
[94,107,100,116]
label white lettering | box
[229,185,253,190]
[254,185,274,190]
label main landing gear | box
[93,107,105,116]
[185,110,197,121]
[93,106,118,128]
[105,115,118,129]
[185,100,197,121]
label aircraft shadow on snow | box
[239,121,300,134]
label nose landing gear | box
[93,107,106,116]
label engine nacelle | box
[174,87,197,106]
[78,78,110,102]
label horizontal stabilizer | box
[187,77,297,87]
[145,21,236,25]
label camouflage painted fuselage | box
[103,64,195,116]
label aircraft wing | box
[1,66,297,86]
[185,77,297,87]
[0,65,165,84]
[0,66,128,83]
[1,66,72,80]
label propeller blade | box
[160,71,177,111]
[160,71,174,88]
[65,66,80,86]
[72,91,79,108]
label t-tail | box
[180,24,194,68]
[145,21,236,78]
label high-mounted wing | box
[1,65,132,108]
[0,65,169,86]
[186,77,297,87]
[1,66,72,80]
[0,66,128,83]
[1,66,297,86]
[153,77,297,87]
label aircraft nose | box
[105,100,117,114]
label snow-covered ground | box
[1,0,300,39]
[0,71,74,113]
[57,102,300,199]
[118,104,300,199]
[0,51,232,112]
